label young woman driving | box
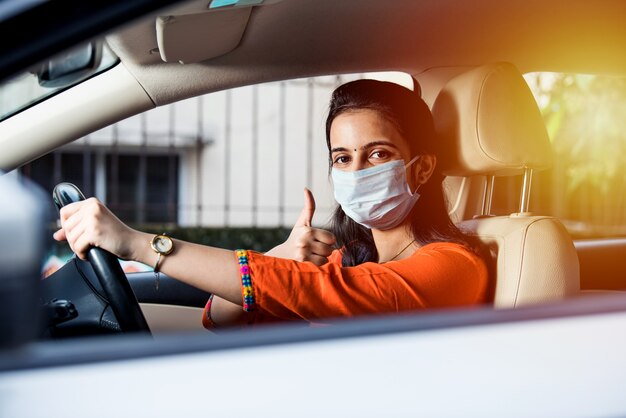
[54,79,489,329]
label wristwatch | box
[150,233,173,290]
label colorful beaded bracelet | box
[236,249,256,312]
[202,249,255,330]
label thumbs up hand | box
[266,188,336,266]
[296,187,317,228]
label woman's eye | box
[333,155,350,165]
[370,150,389,160]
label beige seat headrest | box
[433,62,553,177]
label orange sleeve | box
[202,249,346,330]
[326,248,343,265]
[245,242,488,321]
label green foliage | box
[528,72,626,234]
[540,74,626,195]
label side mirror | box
[36,41,103,88]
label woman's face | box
[329,109,413,172]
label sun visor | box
[156,6,253,64]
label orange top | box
[203,242,489,328]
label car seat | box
[432,62,580,307]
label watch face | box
[153,235,173,254]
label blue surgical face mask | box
[331,155,421,230]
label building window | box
[19,151,96,198]
[106,154,178,224]
[20,151,179,225]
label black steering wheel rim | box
[53,182,151,334]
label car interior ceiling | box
[105,0,626,106]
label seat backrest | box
[432,62,580,307]
[457,215,579,307]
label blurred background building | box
[17,72,411,230]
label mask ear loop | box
[405,155,421,168]
[405,155,422,194]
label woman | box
[54,79,489,329]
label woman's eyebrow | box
[330,146,349,154]
[359,141,399,151]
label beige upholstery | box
[432,62,580,307]
[156,7,252,64]
[435,62,553,177]
[458,216,579,307]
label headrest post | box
[482,175,495,216]
[519,167,534,213]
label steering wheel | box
[53,183,150,334]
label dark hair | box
[326,79,484,266]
